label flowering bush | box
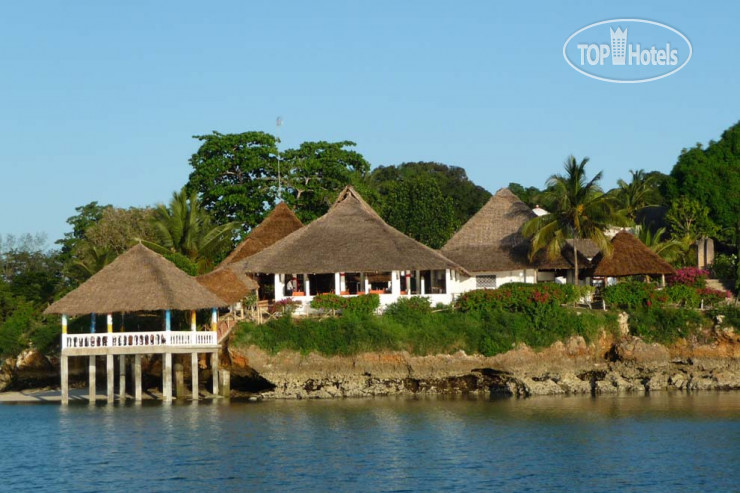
[270,298,301,315]
[310,293,348,312]
[668,267,709,288]
[697,287,730,307]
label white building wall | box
[448,269,537,295]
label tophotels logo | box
[563,19,692,83]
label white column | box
[415,270,421,295]
[191,311,198,400]
[118,355,126,400]
[334,272,341,295]
[134,354,142,401]
[340,272,346,293]
[61,355,69,405]
[421,273,426,295]
[391,270,401,296]
[89,356,96,402]
[106,354,114,403]
[274,274,285,301]
[405,272,411,295]
[212,351,219,395]
[363,274,369,294]
[304,274,311,296]
[163,353,173,402]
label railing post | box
[191,311,199,400]
[106,314,114,403]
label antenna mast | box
[276,116,283,201]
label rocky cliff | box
[227,326,740,399]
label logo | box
[563,19,692,83]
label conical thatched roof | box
[235,186,464,274]
[441,188,537,272]
[45,244,228,315]
[196,266,258,304]
[219,202,303,267]
[591,231,675,277]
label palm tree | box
[522,155,616,286]
[144,188,237,273]
[69,242,116,280]
[634,224,690,264]
[614,169,660,222]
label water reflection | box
[2,393,740,491]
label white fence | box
[62,331,217,350]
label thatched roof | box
[441,188,538,272]
[219,202,303,267]
[535,247,592,271]
[235,186,464,274]
[591,231,676,277]
[45,244,228,315]
[196,266,258,304]
[566,239,601,258]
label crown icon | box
[610,27,627,65]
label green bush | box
[28,319,60,354]
[0,302,35,357]
[345,294,380,315]
[310,293,348,312]
[384,296,432,322]
[455,283,579,313]
[628,308,709,345]
[232,306,617,358]
[665,284,701,308]
[602,281,657,309]
[711,254,738,282]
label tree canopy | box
[666,121,740,241]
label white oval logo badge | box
[563,19,692,83]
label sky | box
[1,0,738,246]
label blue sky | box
[1,0,738,245]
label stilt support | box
[89,355,96,402]
[175,360,185,398]
[191,352,199,400]
[61,356,69,405]
[134,354,142,401]
[163,353,172,402]
[118,355,126,400]
[212,351,219,396]
[106,354,114,403]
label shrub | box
[0,302,35,357]
[455,283,579,313]
[697,287,730,307]
[668,267,709,288]
[310,293,348,313]
[665,284,701,308]
[270,298,301,315]
[602,281,656,309]
[628,307,709,345]
[345,294,380,315]
[163,252,198,276]
[384,297,432,322]
[711,254,737,281]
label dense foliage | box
[602,280,729,310]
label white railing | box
[62,331,218,350]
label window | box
[475,275,497,289]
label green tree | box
[508,183,546,209]
[55,202,110,255]
[186,131,278,235]
[614,169,661,221]
[665,121,740,241]
[366,162,490,227]
[665,196,718,242]
[522,156,616,285]
[68,243,117,280]
[381,175,458,248]
[84,207,157,254]
[145,188,237,273]
[281,141,371,223]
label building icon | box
[610,27,627,65]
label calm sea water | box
[1,393,740,492]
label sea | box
[1,392,739,492]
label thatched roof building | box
[219,202,303,267]
[441,188,537,272]
[591,231,675,277]
[196,266,258,304]
[236,186,464,274]
[45,244,228,316]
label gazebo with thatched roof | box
[45,243,229,405]
[591,231,676,282]
[235,186,465,310]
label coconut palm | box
[634,224,690,264]
[522,155,617,286]
[614,169,660,221]
[69,243,116,280]
[144,188,237,273]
